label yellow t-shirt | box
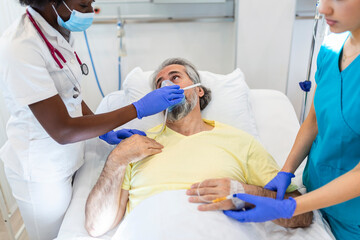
[122,119,297,213]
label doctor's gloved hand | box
[264,171,295,200]
[99,129,146,145]
[132,85,184,119]
[223,194,296,223]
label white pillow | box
[97,67,259,139]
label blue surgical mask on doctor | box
[52,1,94,32]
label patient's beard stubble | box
[167,89,198,123]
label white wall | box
[235,0,296,93]
[287,19,314,119]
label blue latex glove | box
[99,129,146,145]
[132,85,184,119]
[264,171,295,200]
[223,193,296,222]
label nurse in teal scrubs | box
[222,0,360,239]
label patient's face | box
[155,64,199,122]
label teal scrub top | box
[303,32,360,225]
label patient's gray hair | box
[151,58,212,111]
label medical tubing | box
[117,21,122,90]
[197,180,213,203]
[63,63,81,91]
[182,83,201,90]
[145,109,169,135]
[84,31,105,98]
[118,56,121,90]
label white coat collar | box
[27,7,75,50]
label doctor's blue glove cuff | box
[132,101,144,119]
[281,171,295,179]
[284,197,297,219]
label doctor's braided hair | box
[152,58,212,111]
[19,0,62,7]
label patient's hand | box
[108,134,164,165]
[186,178,236,211]
[186,178,313,228]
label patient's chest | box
[133,141,245,183]
[126,130,250,211]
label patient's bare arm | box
[187,178,313,228]
[242,183,313,228]
[85,153,128,237]
[85,135,163,237]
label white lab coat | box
[0,7,85,239]
[0,7,84,181]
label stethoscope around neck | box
[26,9,89,98]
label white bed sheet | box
[113,190,334,240]
[56,89,335,240]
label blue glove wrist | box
[279,171,295,178]
[283,197,297,219]
[132,101,144,119]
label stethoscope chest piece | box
[81,63,89,76]
[26,9,89,99]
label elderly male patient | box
[85,58,313,237]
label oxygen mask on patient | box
[163,80,185,112]
[146,80,202,135]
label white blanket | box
[57,142,335,240]
[112,190,334,240]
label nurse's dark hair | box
[19,0,62,7]
[151,58,212,111]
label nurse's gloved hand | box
[264,171,295,200]
[132,85,184,119]
[99,129,146,145]
[223,194,296,222]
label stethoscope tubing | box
[26,8,88,98]
[26,9,68,69]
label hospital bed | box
[56,68,335,240]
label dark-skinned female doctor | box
[0,0,183,239]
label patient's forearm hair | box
[85,156,129,237]
[244,185,313,228]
